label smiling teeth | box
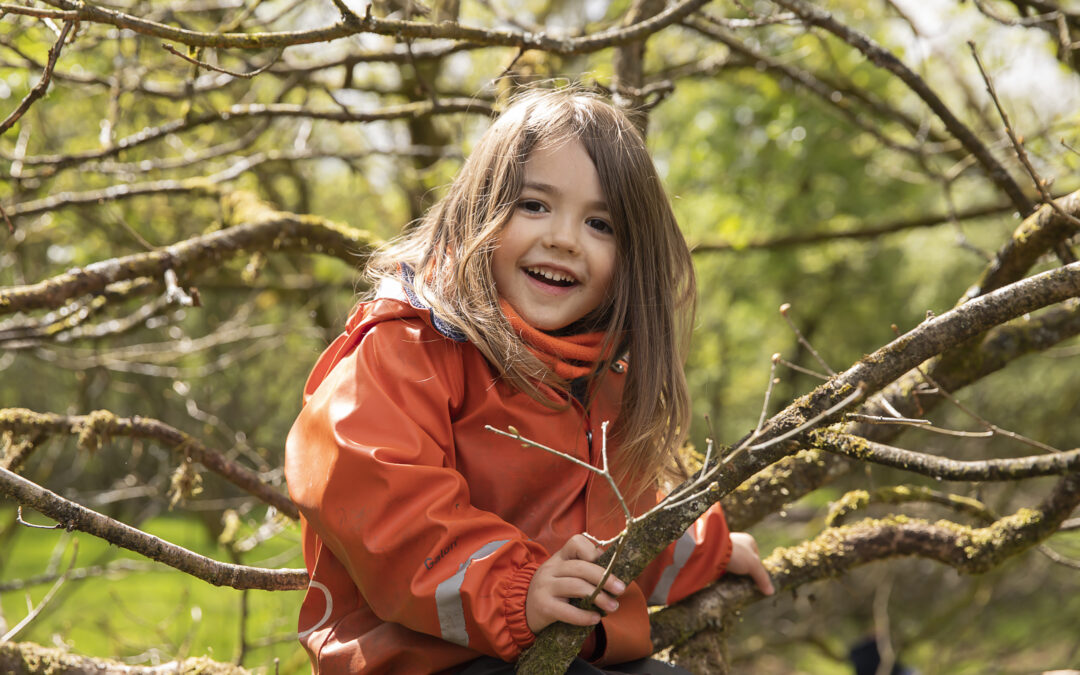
[527,266,575,283]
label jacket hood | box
[302,273,463,403]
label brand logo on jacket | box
[425,538,459,570]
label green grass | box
[0,508,310,673]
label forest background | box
[1,0,1079,673]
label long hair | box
[366,87,696,498]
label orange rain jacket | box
[285,278,734,674]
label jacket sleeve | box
[634,501,733,607]
[285,318,548,660]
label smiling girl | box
[285,88,772,675]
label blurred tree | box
[1,0,1079,673]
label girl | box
[285,88,773,675]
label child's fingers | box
[535,596,602,627]
[546,577,620,613]
[552,559,625,593]
[557,534,604,562]
[749,564,775,596]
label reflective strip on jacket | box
[284,282,733,674]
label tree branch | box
[0,193,377,316]
[39,0,709,52]
[9,98,490,171]
[0,466,308,590]
[809,429,1080,481]
[0,20,73,136]
[0,641,253,674]
[0,408,298,518]
[651,470,1080,652]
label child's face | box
[492,139,616,332]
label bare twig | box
[162,43,283,78]
[776,356,831,381]
[755,355,781,435]
[969,40,1080,232]
[0,20,74,136]
[912,362,1063,454]
[16,505,61,530]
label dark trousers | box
[457,655,692,675]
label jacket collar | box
[375,264,467,343]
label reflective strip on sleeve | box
[648,529,696,606]
[435,539,511,647]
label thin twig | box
[0,20,74,136]
[755,355,781,435]
[486,425,606,476]
[162,43,283,79]
[969,41,1080,232]
[777,357,831,381]
[0,3,79,19]
[17,505,62,530]
[847,414,932,426]
[914,365,1062,454]
[845,413,994,437]
[779,303,836,376]
[0,202,13,233]
[1037,544,1080,570]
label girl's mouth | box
[524,266,577,288]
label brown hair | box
[366,87,696,498]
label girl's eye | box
[519,199,547,213]
[587,218,613,234]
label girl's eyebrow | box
[522,181,610,212]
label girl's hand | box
[526,534,626,634]
[726,531,774,595]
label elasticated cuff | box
[504,561,541,649]
[715,532,734,579]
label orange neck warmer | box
[500,300,608,381]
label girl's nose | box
[543,215,580,253]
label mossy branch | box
[0,407,297,518]
[650,471,1080,653]
[722,282,1080,532]
[967,190,1080,299]
[808,429,1080,482]
[38,0,708,52]
[0,641,253,674]
[0,193,377,316]
[0,466,308,591]
[825,486,994,527]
